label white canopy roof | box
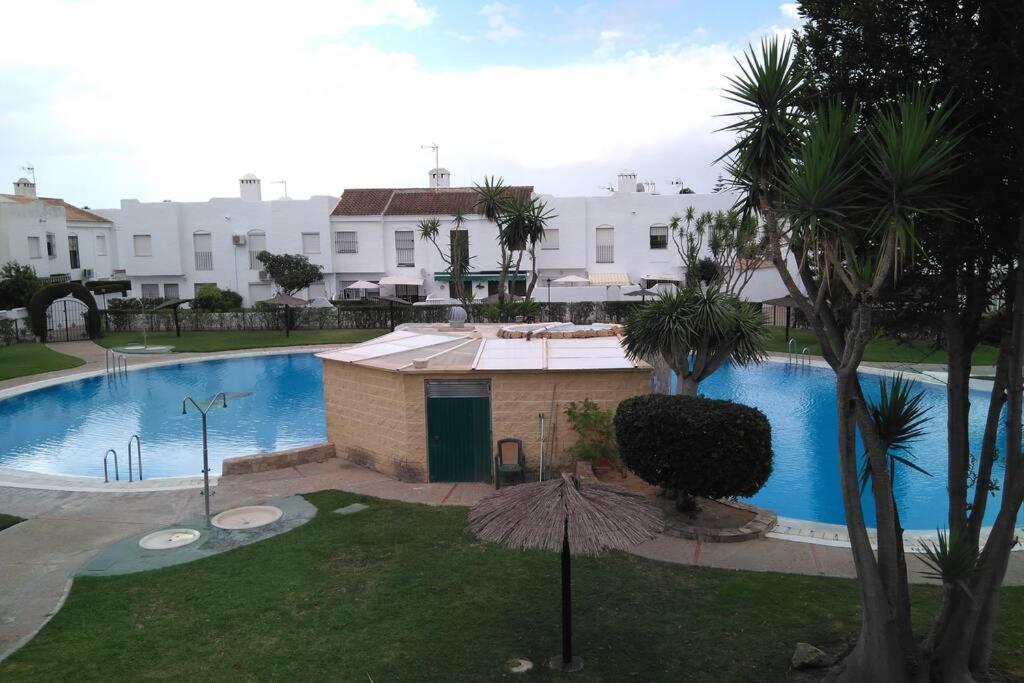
[379,275,424,286]
[643,272,680,282]
[345,280,379,290]
[552,275,589,285]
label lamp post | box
[182,392,230,525]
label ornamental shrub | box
[563,399,618,464]
[614,394,773,509]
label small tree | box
[563,399,618,464]
[670,208,767,295]
[418,215,474,303]
[255,251,323,296]
[0,262,41,310]
[621,286,769,396]
[614,394,773,510]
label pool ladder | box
[105,349,128,378]
[102,435,143,483]
[787,339,811,366]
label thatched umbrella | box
[260,293,308,336]
[469,473,662,672]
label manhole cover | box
[139,528,201,550]
[211,505,283,530]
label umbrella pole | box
[561,523,572,661]
[551,518,583,672]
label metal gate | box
[45,297,91,342]
[425,380,492,483]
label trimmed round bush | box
[614,394,773,506]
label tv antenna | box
[420,142,439,173]
[272,180,288,199]
[20,165,35,184]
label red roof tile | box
[0,194,112,223]
[331,186,533,217]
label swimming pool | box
[0,353,325,479]
[1,352,1017,530]
[689,362,1017,530]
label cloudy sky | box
[0,1,800,208]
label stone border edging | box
[662,498,777,543]
[222,443,336,475]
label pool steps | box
[102,435,144,483]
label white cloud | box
[0,0,744,204]
[779,3,800,21]
[480,2,522,42]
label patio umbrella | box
[623,288,658,303]
[469,473,663,672]
[552,275,589,287]
[377,294,411,331]
[345,280,379,300]
[762,295,799,342]
[308,297,335,309]
[261,293,309,336]
[153,298,194,337]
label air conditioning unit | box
[258,270,271,281]
[81,268,94,279]
[232,234,246,246]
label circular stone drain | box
[139,528,201,550]
[211,505,284,530]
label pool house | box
[318,323,651,483]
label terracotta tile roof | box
[332,186,533,217]
[0,194,112,223]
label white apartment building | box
[330,169,788,305]
[95,176,338,304]
[1,169,788,308]
[0,178,117,283]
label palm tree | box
[621,286,769,396]
[497,193,557,300]
[721,37,961,681]
[524,197,556,299]
[474,176,511,302]
[450,209,470,301]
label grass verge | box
[94,329,387,353]
[1,491,1020,681]
[0,514,24,532]
[766,328,999,365]
[0,344,84,381]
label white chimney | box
[13,177,36,198]
[429,167,450,189]
[617,170,637,193]
[239,173,262,201]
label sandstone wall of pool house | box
[319,324,651,483]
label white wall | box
[97,194,337,305]
[0,200,71,277]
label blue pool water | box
[1,353,1018,529]
[685,362,1018,530]
[0,353,325,479]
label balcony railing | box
[195,251,213,271]
[596,245,614,263]
[248,250,261,270]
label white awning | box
[588,272,631,286]
[379,275,424,287]
[552,275,589,285]
[643,272,680,282]
[345,280,379,290]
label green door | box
[425,380,492,482]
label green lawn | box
[766,328,999,365]
[0,344,84,381]
[2,491,1021,682]
[95,329,387,353]
[0,514,23,532]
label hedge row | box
[98,300,645,333]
